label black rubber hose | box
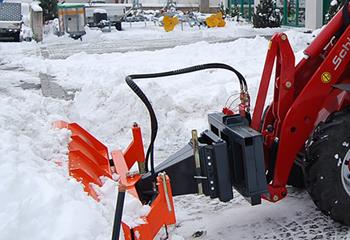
[127,63,247,91]
[125,76,158,176]
[125,63,248,177]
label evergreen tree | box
[227,5,241,21]
[253,0,281,28]
[325,0,345,23]
[40,0,58,22]
[219,3,241,21]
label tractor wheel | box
[305,108,350,225]
[287,162,305,188]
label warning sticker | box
[321,72,332,84]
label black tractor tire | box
[305,108,350,225]
[287,162,305,188]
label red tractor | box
[57,2,350,239]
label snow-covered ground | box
[40,21,289,59]
[1,24,350,240]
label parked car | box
[85,4,125,30]
[0,2,22,42]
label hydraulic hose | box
[125,63,248,177]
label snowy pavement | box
[1,23,350,240]
[172,188,350,239]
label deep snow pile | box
[2,29,349,239]
[0,64,111,240]
[42,20,285,45]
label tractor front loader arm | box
[252,2,350,202]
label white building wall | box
[305,0,323,30]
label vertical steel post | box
[248,0,252,20]
[284,0,288,25]
[191,130,203,195]
[296,0,299,27]
[323,0,330,24]
[111,184,126,240]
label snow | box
[331,0,338,6]
[1,23,349,239]
[49,23,276,44]
[30,37,273,149]
[30,2,42,12]
[93,8,108,14]
[0,85,110,240]
[94,177,151,228]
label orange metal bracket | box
[55,121,176,239]
[123,123,145,170]
[112,149,141,198]
[121,174,176,240]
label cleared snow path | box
[40,22,287,59]
[39,73,75,100]
[172,189,350,239]
[40,35,270,60]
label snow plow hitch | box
[56,63,270,239]
[137,113,267,205]
[57,111,268,239]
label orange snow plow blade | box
[55,121,176,239]
[54,121,112,200]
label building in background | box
[62,0,335,29]
[63,0,221,12]
[229,0,333,29]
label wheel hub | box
[341,149,350,197]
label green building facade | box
[228,0,332,27]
